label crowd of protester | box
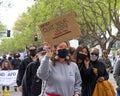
[0,41,120,96]
[0,52,22,96]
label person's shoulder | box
[70,61,78,67]
[116,58,120,61]
[114,59,120,71]
[70,61,76,64]
[115,59,120,66]
[106,58,111,61]
[18,58,21,61]
[97,60,105,66]
[98,57,103,60]
[22,57,31,62]
[22,57,29,61]
[27,61,36,67]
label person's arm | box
[108,58,112,68]
[106,59,112,72]
[11,59,14,69]
[113,60,120,86]
[97,62,109,82]
[74,64,82,96]
[16,60,25,87]
[103,65,109,80]
[37,56,51,80]
[22,63,32,96]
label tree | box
[33,0,120,53]
[0,21,6,30]
[76,0,120,53]
[0,21,6,37]
[0,0,38,54]
[1,0,120,54]
[0,0,12,8]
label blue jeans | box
[116,89,120,96]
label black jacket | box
[78,62,96,96]
[11,58,21,69]
[22,60,42,96]
[16,57,33,87]
[78,60,109,96]
[0,58,7,67]
[91,60,109,80]
[91,60,109,94]
[2,67,9,70]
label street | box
[0,73,117,96]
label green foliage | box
[0,0,120,54]
[0,21,6,38]
[0,21,6,30]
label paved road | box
[0,73,117,96]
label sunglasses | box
[91,53,98,56]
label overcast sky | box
[0,0,34,30]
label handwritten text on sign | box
[39,12,81,45]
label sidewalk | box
[0,86,21,96]
[109,73,117,89]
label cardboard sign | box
[39,12,81,45]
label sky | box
[0,0,34,30]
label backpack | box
[31,74,42,95]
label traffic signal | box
[34,33,38,41]
[7,30,11,37]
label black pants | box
[2,86,10,90]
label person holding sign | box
[37,42,82,96]
[1,60,12,96]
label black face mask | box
[15,55,20,58]
[37,58,40,62]
[77,53,87,60]
[30,50,37,57]
[58,49,68,58]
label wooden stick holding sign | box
[39,12,81,46]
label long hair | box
[68,46,76,62]
[73,44,90,64]
[50,41,71,66]
[50,54,71,66]
[102,50,108,59]
[2,60,12,70]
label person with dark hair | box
[22,46,46,96]
[74,44,96,96]
[113,60,120,96]
[16,44,37,92]
[0,54,7,67]
[12,52,21,92]
[114,48,120,96]
[37,42,82,96]
[69,46,76,62]
[8,53,13,62]
[12,53,21,69]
